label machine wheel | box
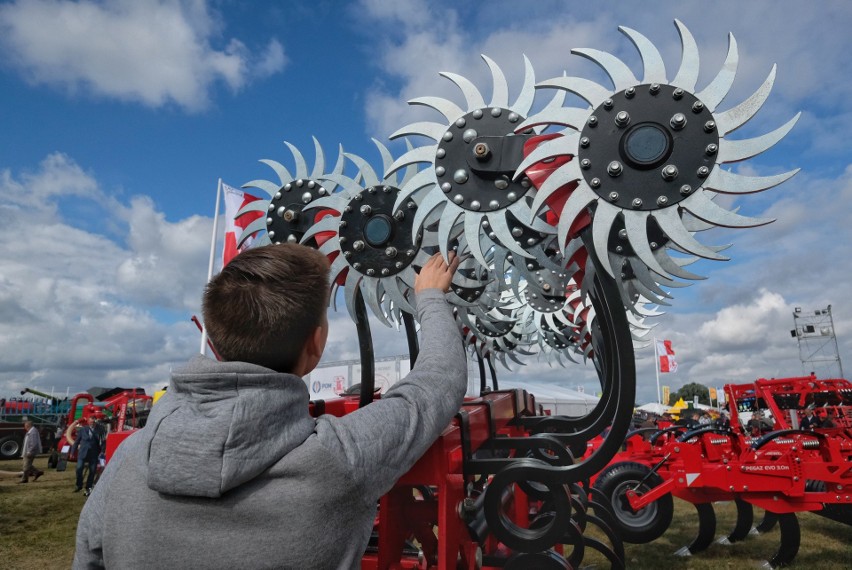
[0,434,23,459]
[593,461,673,543]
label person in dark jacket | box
[71,416,102,494]
[74,244,465,569]
[800,408,821,430]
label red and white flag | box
[656,339,678,373]
[222,183,263,266]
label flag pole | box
[654,336,662,404]
[200,178,223,355]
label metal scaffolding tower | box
[790,305,844,378]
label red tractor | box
[592,375,852,567]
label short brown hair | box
[202,244,330,372]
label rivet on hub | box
[618,229,628,239]
[587,115,598,127]
[661,165,679,181]
[462,129,478,143]
[657,196,669,206]
[353,240,365,251]
[442,131,453,142]
[360,205,372,215]
[296,179,304,187]
[366,268,375,276]
[614,111,630,128]
[609,191,619,202]
[670,113,687,130]
[632,198,643,208]
[680,184,693,196]
[393,210,405,221]
[436,148,446,159]
[625,87,636,98]
[441,182,452,193]
[508,112,519,123]
[490,108,502,117]
[603,99,614,109]
[580,137,590,148]
[580,158,591,170]
[590,178,601,188]
[649,83,661,94]
[407,201,416,209]
[301,192,312,204]
[488,200,500,209]
[692,101,705,113]
[494,178,509,190]
[697,166,710,178]
[672,88,684,100]
[453,169,469,184]
[435,166,446,176]
[353,262,361,270]
[607,161,623,177]
[307,180,315,189]
[287,234,297,243]
[385,247,397,258]
[454,117,466,128]
[704,120,716,133]
[453,194,464,205]
[705,143,718,156]
[472,109,483,119]
[507,192,517,201]
[469,200,481,210]
[381,268,390,276]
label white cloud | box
[0,153,209,396]
[0,0,287,111]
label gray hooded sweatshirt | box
[74,290,467,569]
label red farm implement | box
[593,375,852,568]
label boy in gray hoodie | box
[74,244,465,569]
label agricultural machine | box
[593,374,852,567]
[226,19,799,568]
[53,388,153,464]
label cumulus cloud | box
[0,153,208,396]
[0,0,287,111]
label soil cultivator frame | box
[236,20,799,569]
[593,375,852,568]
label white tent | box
[636,402,670,415]
[504,382,600,417]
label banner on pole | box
[662,385,670,406]
[222,183,263,266]
[656,339,678,374]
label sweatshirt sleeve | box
[72,434,134,569]
[315,289,467,498]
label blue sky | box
[1,0,850,403]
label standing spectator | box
[683,411,701,430]
[800,408,821,430]
[71,416,102,495]
[19,421,44,483]
[699,412,712,426]
[821,410,836,428]
[715,410,731,430]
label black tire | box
[0,435,23,460]
[593,461,673,544]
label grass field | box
[2,456,850,569]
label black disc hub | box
[435,107,532,213]
[338,185,420,278]
[266,178,329,245]
[578,84,719,211]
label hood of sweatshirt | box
[144,355,315,498]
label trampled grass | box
[1,457,850,569]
